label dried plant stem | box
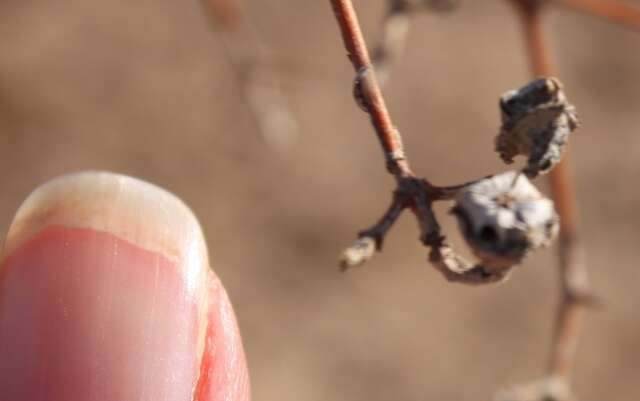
[329,0,433,268]
[512,0,590,387]
[555,0,640,31]
[330,0,411,178]
[331,0,531,284]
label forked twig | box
[554,0,640,31]
[330,0,493,283]
[330,0,562,285]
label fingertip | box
[195,271,251,401]
[0,171,250,401]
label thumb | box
[0,171,250,401]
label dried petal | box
[452,171,559,271]
[495,77,579,177]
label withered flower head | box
[495,77,579,177]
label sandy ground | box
[0,1,639,400]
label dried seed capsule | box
[451,171,559,272]
[495,77,579,177]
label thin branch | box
[330,0,550,285]
[554,0,640,31]
[330,0,456,276]
[331,0,440,267]
[330,0,411,177]
[503,1,591,399]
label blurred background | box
[0,1,639,400]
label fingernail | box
[0,171,249,401]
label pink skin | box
[0,226,250,401]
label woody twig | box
[330,0,567,286]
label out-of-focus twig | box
[372,0,459,85]
[205,0,245,29]
[554,0,640,31]
[497,1,591,400]
[329,0,467,278]
[202,0,299,150]
[372,1,411,84]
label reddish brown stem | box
[330,0,412,177]
[331,0,506,284]
[511,0,589,384]
[555,0,640,31]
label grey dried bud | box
[451,171,559,272]
[495,77,579,177]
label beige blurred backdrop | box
[1,1,639,400]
